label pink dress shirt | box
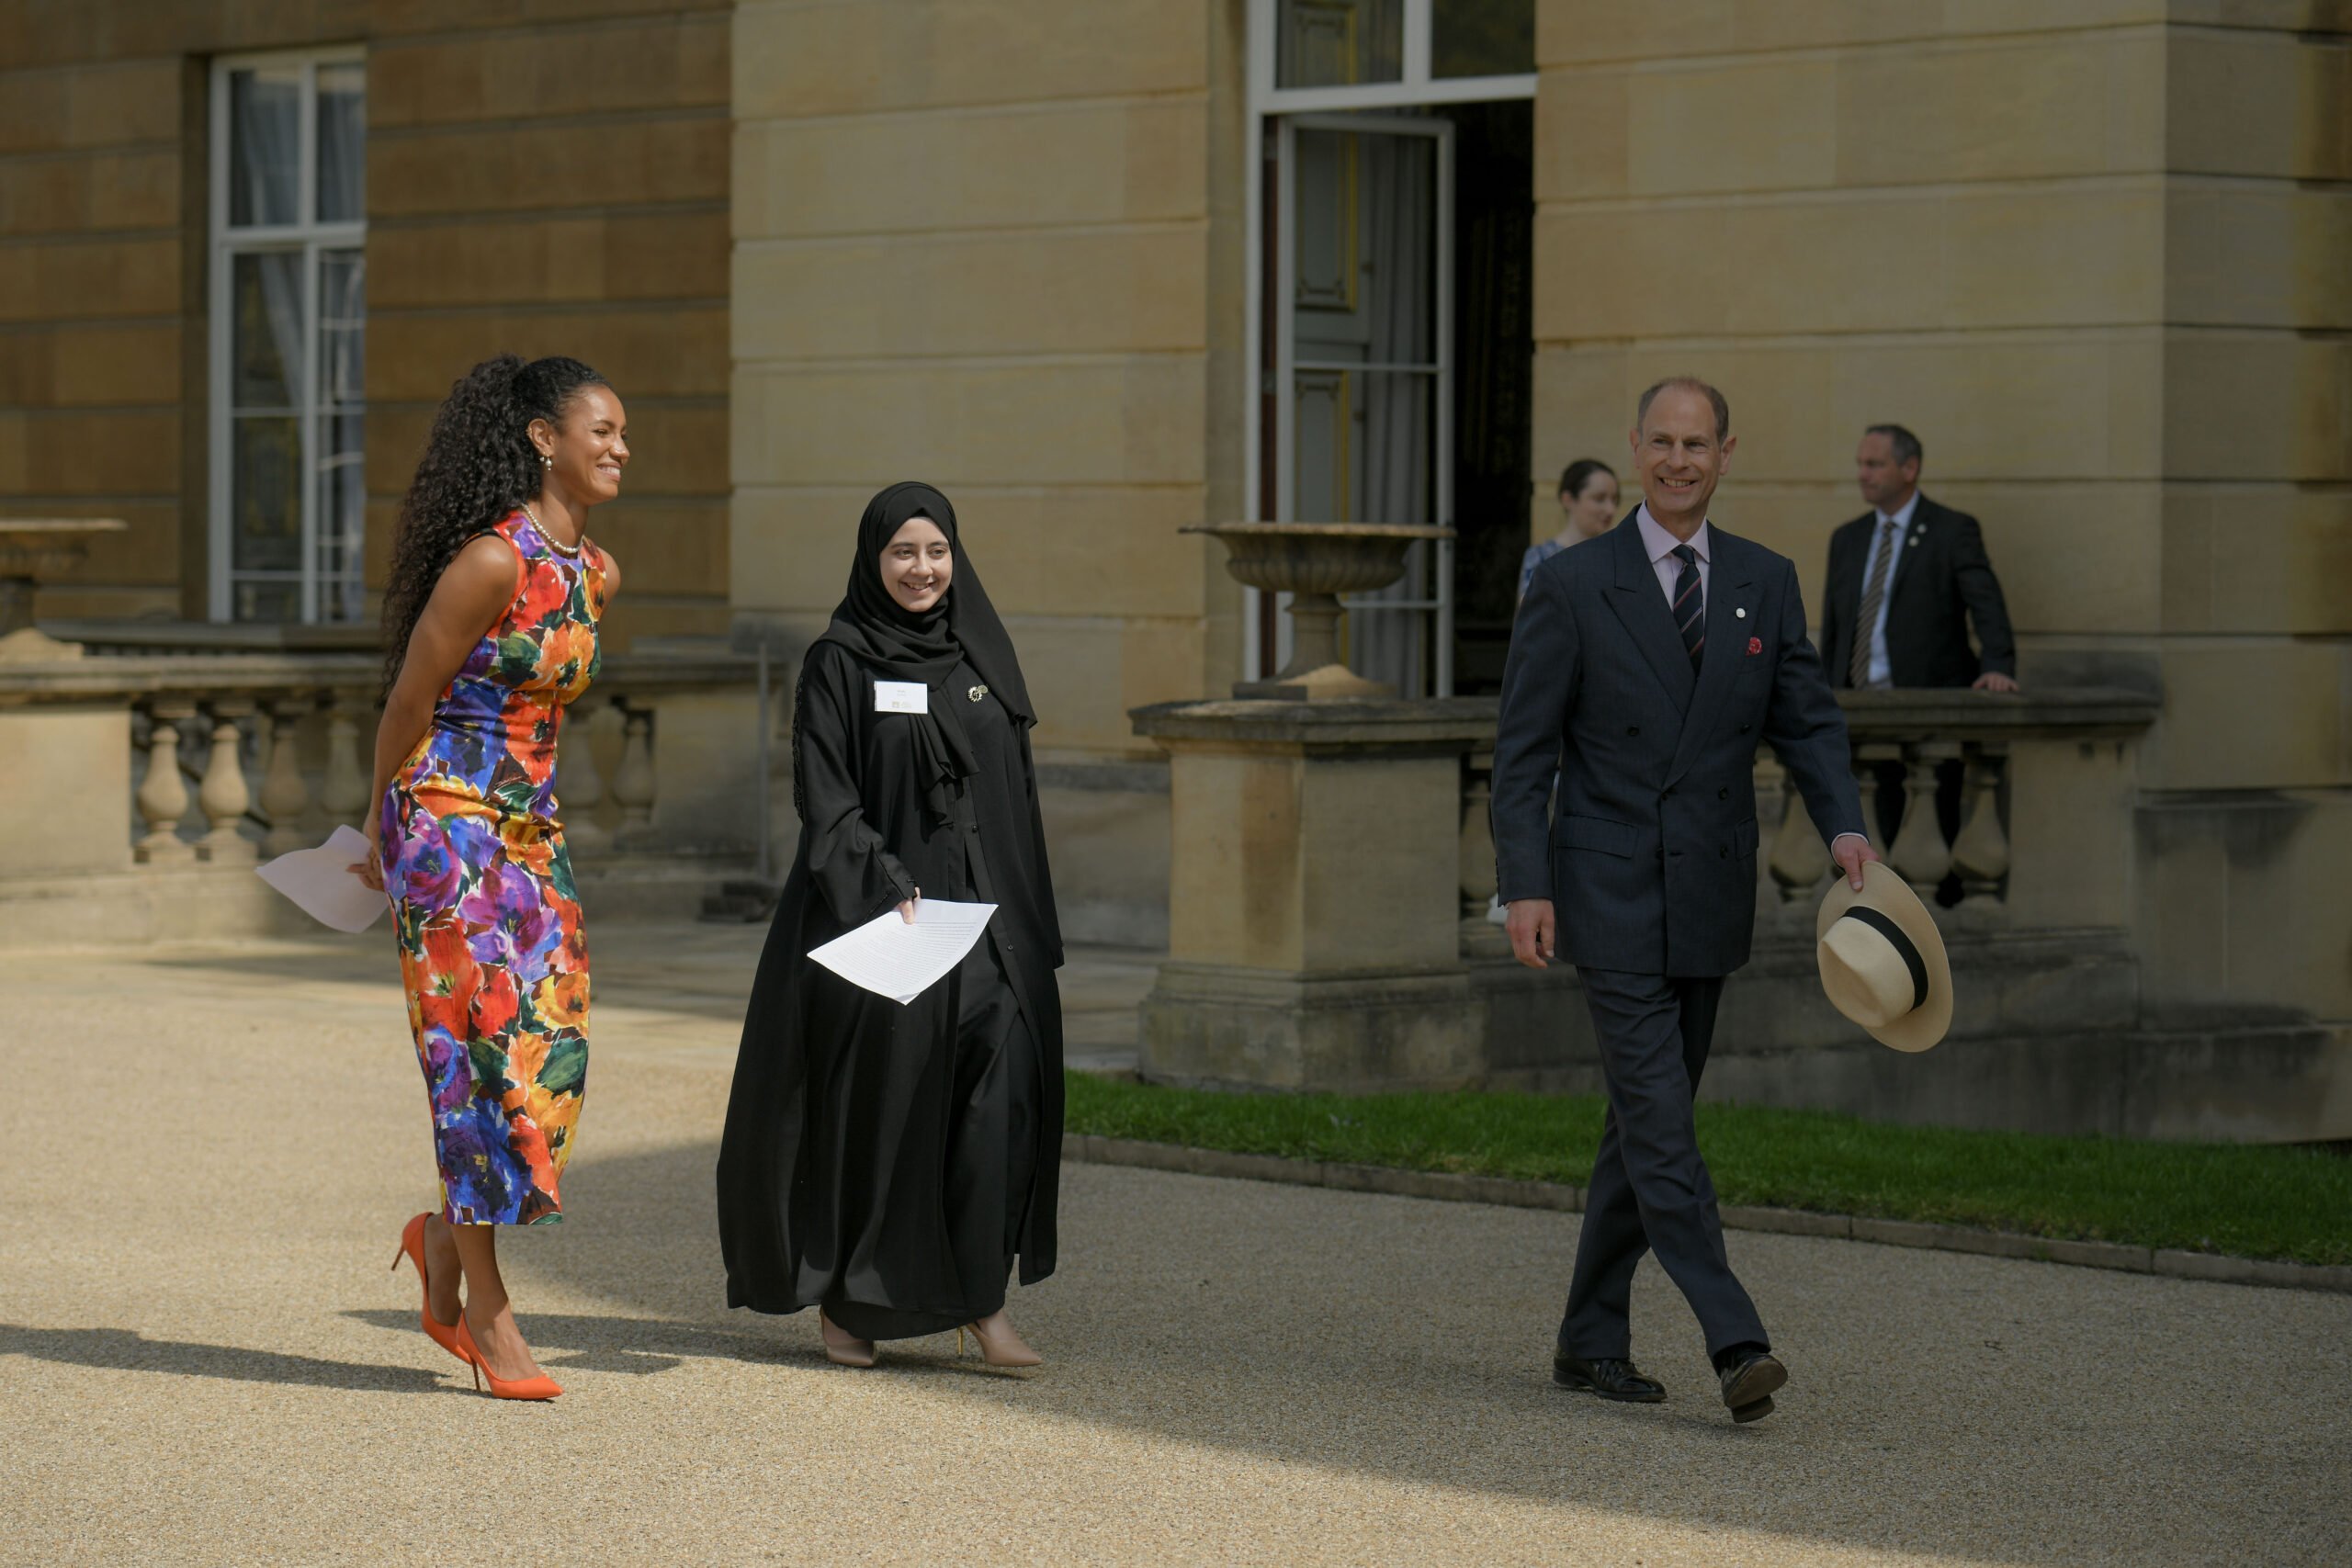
[1634,502,1710,612]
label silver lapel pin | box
[967,684,989,702]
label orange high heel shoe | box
[391,1213,467,1364]
[454,1314,563,1402]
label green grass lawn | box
[1063,1074,2352,1267]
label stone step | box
[700,876,782,923]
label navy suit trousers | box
[1561,967,1767,1361]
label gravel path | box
[2,927,2345,1566]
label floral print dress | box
[381,508,606,1225]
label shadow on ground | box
[0,1324,447,1394]
[503,1134,2352,1565]
[339,1308,800,1378]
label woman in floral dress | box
[354,354,626,1400]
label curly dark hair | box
[379,353,610,695]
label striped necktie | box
[1848,518,1897,688]
[1671,544,1703,668]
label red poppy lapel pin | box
[1747,636,1763,656]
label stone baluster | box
[1950,742,2011,906]
[1765,756,1828,902]
[1851,740,1896,846]
[196,699,258,863]
[1457,750,1496,916]
[611,699,658,850]
[257,695,318,856]
[319,691,373,832]
[134,698,198,864]
[557,701,610,853]
[1884,740,1956,897]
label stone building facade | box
[0,0,732,647]
[3,2,2346,1128]
[1530,2,2352,1043]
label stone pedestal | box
[0,518,127,660]
[0,705,132,878]
[1129,698,1493,1091]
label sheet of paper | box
[255,824,389,934]
[808,898,996,1005]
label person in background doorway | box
[1494,459,1620,925]
[1520,459,1620,604]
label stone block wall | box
[1531,4,2179,613]
[0,0,734,649]
[728,0,1248,759]
[365,2,732,651]
[1532,0,2352,1032]
[0,17,195,621]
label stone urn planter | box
[0,518,128,661]
[1182,521,1453,699]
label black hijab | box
[813,482,1032,720]
[804,481,1035,818]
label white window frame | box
[208,48,367,624]
[1276,112,1456,694]
[1242,0,1535,693]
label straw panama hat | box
[1815,860,1952,1053]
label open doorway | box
[1249,3,1535,697]
[1444,98,1534,696]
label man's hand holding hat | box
[1829,831,1880,892]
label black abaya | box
[716,643,1065,1334]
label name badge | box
[873,681,928,715]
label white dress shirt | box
[1857,491,1919,689]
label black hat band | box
[1838,905,1928,1012]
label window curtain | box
[232,80,306,413]
[1348,133,1435,697]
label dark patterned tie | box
[1671,544,1704,669]
[1848,517,1897,688]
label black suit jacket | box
[1818,495,2016,689]
[1492,513,1864,978]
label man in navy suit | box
[1818,423,2018,695]
[1492,378,1876,1424]
[1819,424,2018,891]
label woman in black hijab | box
[717,481,1065,1368]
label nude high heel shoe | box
[820,1310,876,1368]
[391,1213,467,1364]
[958,1313,1042,1369]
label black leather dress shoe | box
[1554,1353,1667,1403]
[1717,1349,1787,1423]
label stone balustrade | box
[1455,688,2159,938]
[0,634,764,944]
[1130,684,2198,1134]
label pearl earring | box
[542,456,553,468]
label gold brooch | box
[967,684,989,702]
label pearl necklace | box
[519,501,581,557]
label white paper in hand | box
[256,824,390,933]
[808,898,996,1005]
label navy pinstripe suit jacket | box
[1492,512,1864,978]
